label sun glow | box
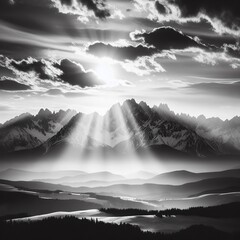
[95,62,117,86]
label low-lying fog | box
[1,153,240,178]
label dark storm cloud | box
[10,59,51,80]
[57,0,110,19]
[167,0,240,30]
[155,1,167,15]
[88,27,210,61]
[54,59,103,88]
[224,44,240,59]
[0,64,14,78]
[134,27,207,51]
[0,78,31,91]
[195,35,237,49]
[188,81,240,98]
[87,42,155,60]
[2,56,103,89]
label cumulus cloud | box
[1,56,104,90]
[87,42,155,60]
[132,26,208,50]
[9,58,54,80]
[223,43,240,59]
[121,52,176,76]
[167,0,240,31]
[169,47,240,69]
[155,1,167,15]
[52,0,110,22]
[88,27,208,62]
[135,0,240,36]
[87,37,181,75]
[54,59,104,88]
[86,26,239,76]
[194,49,240,68]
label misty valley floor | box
[1,168,240,239]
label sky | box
[0,0,240,123]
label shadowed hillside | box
[1,217,240,240]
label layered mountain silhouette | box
[0,99,240,159]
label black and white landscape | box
[0,0,240,240]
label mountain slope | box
[149,168,240,185]
[1,99,240,159]
[0,109,76,153]
[37,99,217,158]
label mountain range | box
[1,168,238,188]
[0,167,240,212]
[1,169,240,202]
[1,99,240,159]
[0,109,76,153]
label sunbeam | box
[1,1,240,238]
[50,100,160,174]
[121,100,157,159]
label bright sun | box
[95,62,116,86]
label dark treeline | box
[1,217,239,240]
[100,208,158,216]
[101,202,240,218]
[156,202,240,218]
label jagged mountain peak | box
[225,116,240,126]
[35,100,217,158]
[158,103,170,111]
[107,102,121,114]
[197,114,207,122]
[122,98,137,107]
[0,108,78,154]
[52,109,77,124]
[36,108,52,118]
[1,99,240,158]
